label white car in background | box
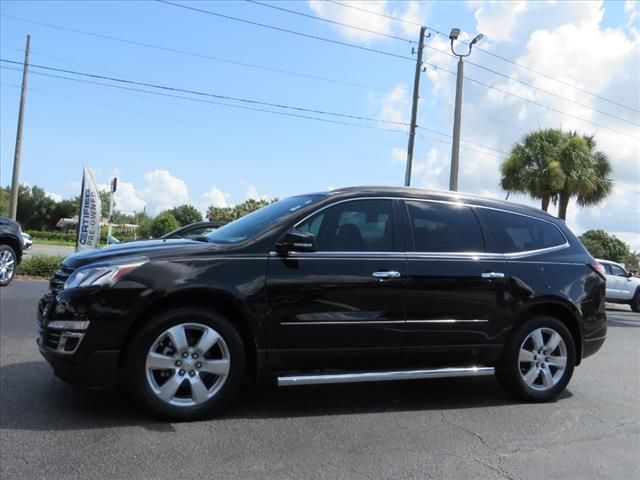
[21,232,32,250]
[598,259,639,312]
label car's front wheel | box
[126,307,246,420]
[631,291,640,313]
[497,316,576,402]
[0,245,17,287]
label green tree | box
[0,186,9,216]
[148,211,180,238]
[579,229,633,263]
[501,129,612,220]
[15,185,56,230]
[167,204,203,226]
[556,133,613,220]
[207,198,275,222]
[501,129,565,211]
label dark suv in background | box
[37,187,607,419]
[0,215,23,286]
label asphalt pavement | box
[1,280,639,480]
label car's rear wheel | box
[126,307,245,420]
[0,245,17,287]
[497,316,575,402]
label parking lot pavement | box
[1,280,639,480]
[26,244,75,257]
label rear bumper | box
[583,335,606,360]
[37,339,120,388]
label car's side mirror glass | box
[275,229,316,255]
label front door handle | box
[481,272,505,279]
[372,271,401,279]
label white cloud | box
[308,0,427,42]
[46,192,63,202]
[140,170,190,215]
[473,1,528,42]
[202,186,228,208]
[377,85,409,126]
[245,184,270,201]
[390,147,406,165]
[115,181,146,214]
[611,231,640,253]
[413,147,447,189]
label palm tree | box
[555,132,613,220]
[501,129,613,220]
[500,129,565,211]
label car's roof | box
[596,258,622,266]
[315,186,555,220]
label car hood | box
[62,239,214,269]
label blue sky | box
[1,1,639,248]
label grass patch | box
[33,238,76,247]
[17,255,64,278]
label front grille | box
[42,329,84,354]
[49,265,75,292]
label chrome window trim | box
[283,195,570,258]
[406,319,488,324]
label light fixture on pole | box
[448,29,483,192]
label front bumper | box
[37,293,121,387]
[37,340,120,387]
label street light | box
[448,28,483,192]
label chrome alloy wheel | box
[0,249,16,284]
[145,323,231,407]
[518,327,568,391]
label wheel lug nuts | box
[175,360,182,367]
[189,370,195,377]
[192,353,199,359]
[196,362,202,369]
[178,369,185,376]
[181,352,188,358]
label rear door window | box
[405,201,485,252]
[480,209,566,254]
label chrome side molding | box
[277,366,494,386]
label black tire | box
[631,291,640,313]
[125,307,246,420]
[496,316,576,402]
[0,244,17,287]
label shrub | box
[17,255,64,278]
[25,230,76,243]
[149,212,180,238]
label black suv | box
[38,187,607,419]
[0,215,23,286]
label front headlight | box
[64,257,149,289]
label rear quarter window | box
[480,208,566,254]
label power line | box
[245,0,414,44]
[420,44,639,128]
[327,0,640,114]
[0,14,392,93]
[0,65,408,134]
[0,58,410,127]
[424,61,640,141]
[156,0,415,62]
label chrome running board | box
[277,366,494,386]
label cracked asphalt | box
[1,280,639,479]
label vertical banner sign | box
[76,167,102,251]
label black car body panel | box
[0,215,24,263]
[37,187,606,387]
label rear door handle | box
[372,271,401,279]
[481,272,505,279]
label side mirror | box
[627,271,633,278]
[192,236,210,243]
[275,229,316,255]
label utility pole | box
[106,177,117,243]
[404,26,426,187]
[448,29,483,192]
[9,35,31,220]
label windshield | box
[207,195,323,244]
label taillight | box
[588,262,607,280]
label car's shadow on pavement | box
[0,361,572,431]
